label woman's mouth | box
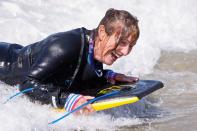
[111,51,120,61]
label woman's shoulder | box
[49,28,86,40]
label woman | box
[0,8,139,114]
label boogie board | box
[57,80,163,112]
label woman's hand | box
[73,96,95,115]
[115,74,139,83]
[109,73,139,84]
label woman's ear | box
[98,25,107,41]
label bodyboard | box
[90,80,163,110]
[56,80,163,112]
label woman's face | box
[94,25,137,65]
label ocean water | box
[0,0,197,131]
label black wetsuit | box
[0,28,108,108]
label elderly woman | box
[0,8,139,114]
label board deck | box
[90,80,163,110]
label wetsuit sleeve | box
[21,79,68,108]
[103,69,117,82]
[20,35,81,108]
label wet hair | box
[95,8,140,41]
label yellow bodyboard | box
[54,96,139,112]
[92,96,139,111]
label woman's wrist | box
[64,93,83,112]
[105,70,117,81]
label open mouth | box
[111,51,121,61]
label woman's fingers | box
[83,96,94,100]
[86,104,95,113]
[115,74,139,83]
[73,95,95,115]
[128,76,139,82]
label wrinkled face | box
[94,25,137,65]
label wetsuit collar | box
[87,32,103,77]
